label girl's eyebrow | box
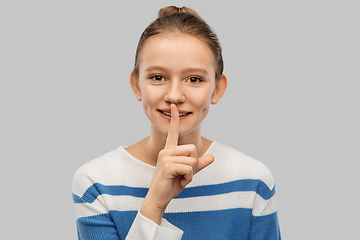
[181,67,209,76]
[145,66,167,73]
[145,66,209,76]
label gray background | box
[1,0,359,239]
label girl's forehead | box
[139,33,216,74]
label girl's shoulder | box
[72,147,123,196]
[205,141,276,189]
[73,147,122,179]
[72,146,155,196]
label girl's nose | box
[164,81,185,104]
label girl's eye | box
[187,77,202,84]
[150,75,165,81]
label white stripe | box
[86,192,259,215]
[253,195,277,217]
[101,192,258,213]
[75,198,109,218]
[166,191,256,213]
[103,194,145,212]
[75,191,277,219]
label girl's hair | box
[133,6,224,81]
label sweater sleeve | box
[72,166,183,240]
[125,212,183,239]
[72,166,120,239]
[249,185,281,240]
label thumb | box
[195,155,214,174]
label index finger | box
[165,103,179,148]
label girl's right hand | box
[140,104,214,224]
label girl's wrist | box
[140,196,166,225]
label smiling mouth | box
[158,110,191,117]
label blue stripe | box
[164,208,253,239]
[176,179,273,200]
[77,208,280,239]
[107,209,279,239]
[75,179,274,204]
[268,185,276,199]
[251,211,281,239]
[77,213,120,240]
[75,184,149,204]
[73,193,85,204]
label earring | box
[137,96,141,100]
[212,99,216,104]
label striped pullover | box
[72,141,281,239]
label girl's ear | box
[211,74,228,104]
[129,71,142,101]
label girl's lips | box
[158,109,192,120]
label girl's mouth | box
[158,109,192,119]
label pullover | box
[72,141,281,239]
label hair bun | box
[157,6,198,18]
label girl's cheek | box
[189,88,213,107]
[141,84,159,103]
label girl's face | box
[132,33,226,139]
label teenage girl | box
[73,6,281,240]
